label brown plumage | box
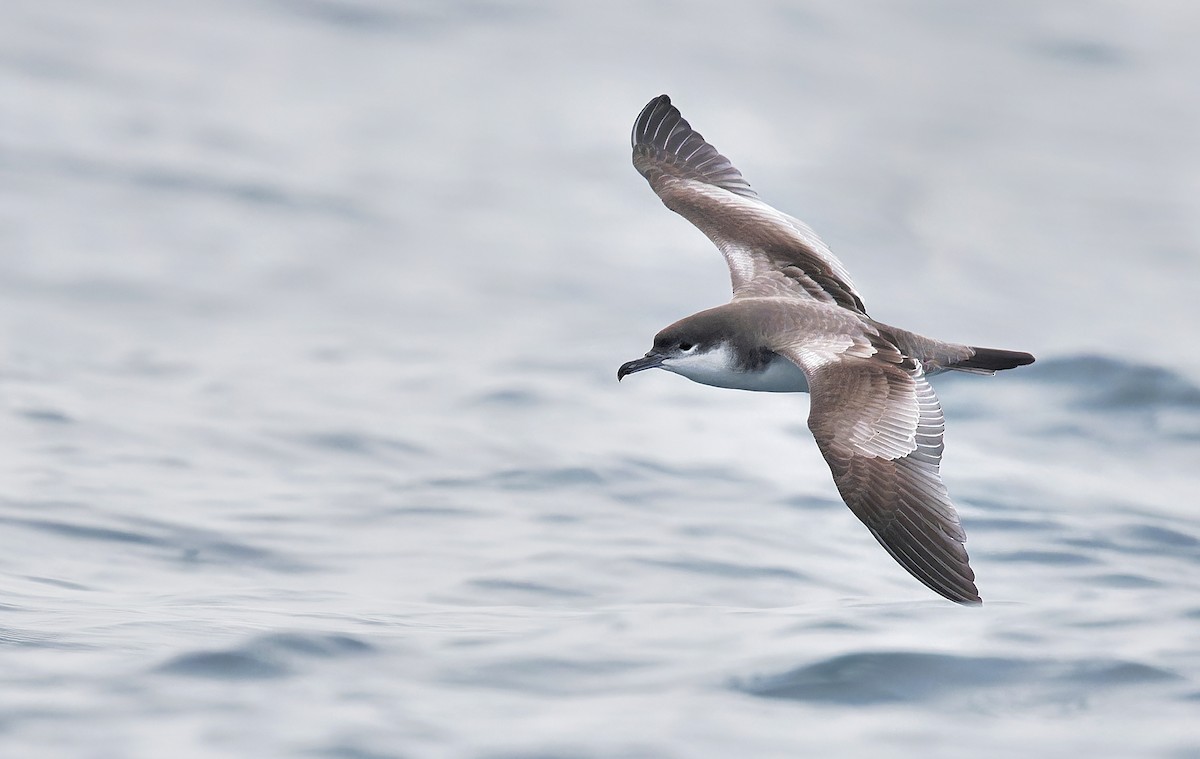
[619,95,1035,604]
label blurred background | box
[2,1,1199,757]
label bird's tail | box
[871,321,1035,376]
[948,346,1036,374]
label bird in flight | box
[618,95,1034,604]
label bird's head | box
[617,317,730,381]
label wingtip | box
[953,591,983,606]
[631,94,676,150]
[630,94,757,198]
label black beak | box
[617,351,666,381]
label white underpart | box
[661,343,810,393]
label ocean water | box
[3,1,1200,757]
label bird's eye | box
[679,342,694,352]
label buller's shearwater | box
[618,95,1034,604]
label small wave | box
[1026,355,1200,410]
[737,651,1179,707]
[294,430,426,458]
[1030,38,1129,67]
[14,149,370,220]
[431,467,605,492]
[444,655,648,696]
[635,556,808,581]
[270,0,537,36]
[158,650,290,680]
[253,632,374,658]
[0,517,167,548]
[1088,573,1163,589]
[1123,524,1200,550]
[988,550,1100,566]
[0,625,90,649]
[15,408,73,424]
[466,578,590,600]
[468,387,544,408]
[617,457,751,483]
[0,511,312,573]
[968,517,1063,533]
[1060,523,1200,561]
[156,632,373,680]
[307,744,407,759]
[273,0,414,32]
[779,494,839,511]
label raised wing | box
[632,94,866,313]
[781,342,980,603]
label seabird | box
[618,95,1034,604]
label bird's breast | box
[665,348,809,393]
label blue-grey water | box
[3,1,1200,757]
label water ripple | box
[0,512,312,573]
[738,651,1181,708]
[15,408,74,424]
[8,149,373,221]
[1029,355,1200,410]
[635,556,808,581]
[431,467,606,492]
[466,578,590,600]
[157,632,373,680]
[294,431,426,458]
[444,655,649,696]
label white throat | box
[662,343,809,393]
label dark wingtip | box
[631,95,672,150]
[930,578,981,605]
[630,94,757,198]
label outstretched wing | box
[780,341,980,604]
[632,94,866,314]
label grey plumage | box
[620,94,1035,604]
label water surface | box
[2,1,1199,757]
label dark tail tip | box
[955,347,1036,372]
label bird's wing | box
[778,338,980,603]
[632,94,865,313]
